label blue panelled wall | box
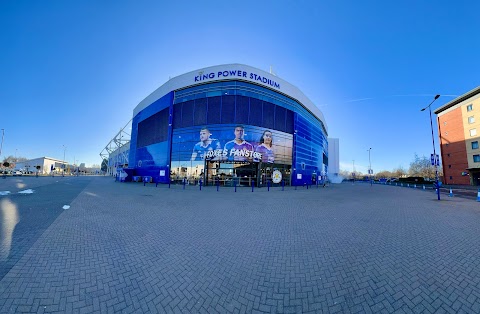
[128,80,327,186]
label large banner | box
[172,125,293,165]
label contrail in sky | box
[344,94,458,103]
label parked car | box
[12,170,23,176]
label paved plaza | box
[1,176,480,313]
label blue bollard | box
[307,183,309,190]
[216,178,219,192]
[183,179,186,190]
[267,180,270,191]
[199,179,202,191]
[252,180,254,192]
[168,180,171,188]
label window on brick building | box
[447,153,451,157]
[470,129,477,137]
[448,165,452,168]
[450,176,453,180]
[474,155,480,162]
[472,141,479,149]
[469,116,475,124]
[467,104,473,112]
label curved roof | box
[133,64,327,132]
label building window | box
[473,141,479,149]
[467,104,473,112]
[474,155,480,162]
[470,129,477,137]
[469,116,475,124]
[448,165,451,168]
[447,153,451,157]
[450,176,453,180]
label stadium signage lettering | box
[204,148,262,160]
[194,70,280,89]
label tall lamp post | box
[0,129,4,159]
[421,94,441,200]
[368,148,372,186]
[62,145,66,177]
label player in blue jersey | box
[191,127,221,161]
[254,130,275,163]
[223,125,254,162]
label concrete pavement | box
[1,177,480,313]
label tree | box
[101,159,108,172]
[2,155,27,163]
[392,166,407,178]
[408,154,435,179]
[375,170,392,179]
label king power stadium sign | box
[194,69,281,89]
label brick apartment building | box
[435,86,480,185]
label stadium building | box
[106,64,335,187]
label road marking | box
[18,189,34,194]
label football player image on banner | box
[223,125,255,162]
[191,127,221,161]
[254,130,274,163]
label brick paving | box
[1,177,480,313]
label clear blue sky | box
[1,1,479,172]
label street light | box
[0,129,4,158]
[421,94,441,200]
[368,148,372,186]
[62,145,66,177]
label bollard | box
[407,184,410,188]
[252,180,255,192]
[144,179,146,186]
[168,180,171,189]
[307,184,309,190]
[234,179,236,192]
[477,189,480,202]
[199,179,202,191]
[414,184,416,189]
[282,180,284,191]
[295,184,297,190]
[423,185,425,190]
[183,179,186,190]
[216,178,219,192]
[449,188,453,197]
[155,179,158,187]
[267,180,270,192]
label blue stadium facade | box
[127,64,328,186]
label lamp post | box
[368,148,372,186]
[62,145,66,177]
[421,94,441,200]
[352,160,355,184]
[0,129,4,159]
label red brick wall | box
[437,108,470,185]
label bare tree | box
[408,154,435,179]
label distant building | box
[328,138,339,178]
[13,157,68,174]
[435,86,480,185]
